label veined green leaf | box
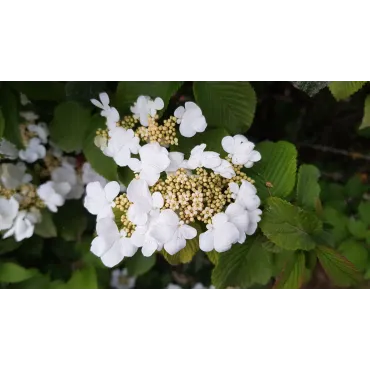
[329,81,366,101]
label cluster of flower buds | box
[85,93,262,267]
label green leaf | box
[0,262,38,283]
[260,197,322,251]
[65,82,107,104]
[53,200,87,241]
[261,239,283,253]
[206,250,219,265]
[65,266,98,289]
[274,251,306,289]
[125,252,156,276]
[34,209,57,238]
[316,245,362,287]
[347,219,367,240]
[115,81,182,114]
[359,201,370,225]
[328,81,367,101]
[82,115,117,181]
[322,207,349,244]
[0,86,23,147]
[359,95,370,130]
[345,174,366,198]
[338,239,368,272]
[50,101,91,152]
[211,234,273,288]
[296,164,321,211]
[248,141,297,201]
[8,82,65,101]
[193,82,256,134]
[0,238,21,255]
[0,108,4,139]
[291,81,329,97]
[117,166,135,187]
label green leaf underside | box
[296,164,321,211]
[260,197,322,251]
[126,253,156,276]
[338,239,368,272]
[328,81,367,101]
[274,251,306,289]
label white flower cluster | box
[86,92,263,268]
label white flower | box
[37,181,71,212]
[167,283,181,289]
[221,135,261,168]
[130,96,164,127]
[110,268,136,289]
[19,138,46,163]
[91,217,137,268]
[84,181,120,220]
[229,181,261,210]
[51,161,84,200]
[94,135,108,151]
[199,212,239,253]
[156,209,197,255]
[0,139,19,159]
[20,111,39,122]
[174,102,207,138]
[103,127,140,166]
[213,159,236,179]
[82,162,108,187]
[3,208,41,242]
[91,92,120,130]
[126,178,164,226]
[0,162,32,189]
[20,93,30,106]
[166,152,188,174]
[225,202,249,244]
[186,144,221,170]
[246,208,262,236]
[128,142,170,186]
[0,196,19,231]
[27,122,49,143]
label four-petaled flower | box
[0,162,32,189]
[130,96,164,127]
[186,144,221,170]
[0,197,19,231]
[37,181,71,212]
[174,102,207,138]
[91,92,120,130]
[19,138,46,163]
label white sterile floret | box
[246,208,263,236]
[20,93,30,106]
[174,102,207,138]
[229,180,260,210]
[51,161,84,200]
[110,268,136,289]
[103,127,140,166]
[91,92,120,130]
[128,142,171,186]
[27,122,49,144]
[20,111,39,122]
[0,162,32,189]
[166,152,188,174]
[0,196,19,231]
[0,139,19,159]
[154,209,197,255]
[37,181,71,212]
[186,144,221,170]
[130,96,164,127]
[213,159,236,179]
[225,202,250,244]
[221,134,261,168]
[91,217,137,268]
[126,178,164,226]
[84,181,120,220]
[82,162,108,187]
[18,138,46,163]
[3,208,41,242]
[199,212,240,253]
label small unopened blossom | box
[91,92,120,130]
[0,162,32,189]
[0,139,19,159]
[19,137,46,163]
[130,96,164,127]
[222,135,261,168]
[174,102,207,138]
[84,181,120,220]
[37,181,71,212]
[186,144,221,170]
[0,196,19,231]
[199,212,240,253]
[110,268,136,289]
[91,217,137,268]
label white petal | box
[128,158,142,172]
[179,224,197,239]
[179,121,197,138]
[249,150,261,162]
[90,98,104,109]
[174,106,185,119]
[140,166,160,186]
[202,152,221,169]
[127,179,151,203]
[199,230,214,252]
[142,239,158,257]
[152,192,164,209]
[212,212,228,228]
[154,97,164,110]
[113,146,131,167]
[221,136,235,154]
[99,92,110,107]
[164,234,186,255]
[121,239,138,257]
[214,223,239,252]
[91,236,109,257]
[101,240,125,267]
[104,181,120,202]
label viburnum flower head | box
[91,92,120,130]
[130,96,164,127]
[0,197,19,231]
[0,162,32,189]
[19,138,46,163]
[37,181,71,212]
[91,217,137,267]
[174,102,207,138]
[199,212,240,253]
[0,139,19,160]
[128,142,170,186]
[84,181,120,220]
[222,134,261,168]
[104,127,140,166]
